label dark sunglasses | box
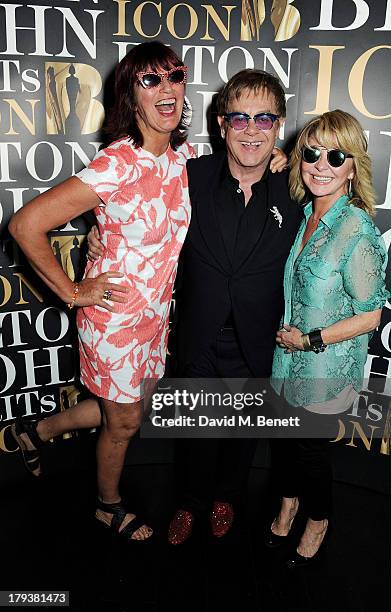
[224,112,280,131]
[136,66,188,89]
[302,146,353,168]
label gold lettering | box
[50,235,84,281]
[13,272,43,305]
[271,0,301,42]
[200,5,236,41]
[167,3,198,40]
[113,0,131,36]
[45,62,104,135]
[4,99,39,136]
[133,2,162,38]
[0,275,12,308]
[241,0,265,41]
[58,385,81,441]
[329,418,346,443]
[348,46,391,119]
[305,46,345,116]
[346,420,378,451]
[380,405,391,455]
[0,425,18,453]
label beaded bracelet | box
[67,282,79,310]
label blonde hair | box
[289,110,376,215]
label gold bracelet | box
[301,333,311,351]
[67,282,79,310]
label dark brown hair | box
[104,41,188,150]
[216,69,286,118]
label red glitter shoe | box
[210,501,234,537]
[168,509,194,545]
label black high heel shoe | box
[286,520,331,568]
[265,515,297,549]
[265,500,299,549]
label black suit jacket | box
[174,151,303,377]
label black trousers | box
[263,384,334,521]
[271,436,332,520]
[175,328,258,516]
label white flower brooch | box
[270,205,283,228]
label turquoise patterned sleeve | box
[342,232,390,313]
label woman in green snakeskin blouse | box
[266,110,389,567]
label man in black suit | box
[168,69,303,544]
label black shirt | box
[216,160,270,325]
[216,160,269,265]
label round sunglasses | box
[136,66,188,89]
[223,112,280,131]
[302,146,353,168]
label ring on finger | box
[103,289,112,300]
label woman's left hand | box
[276,324,305,352]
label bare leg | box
[37,398,101,441]
[14,395,151,538]
[297,518,328,557]
[14,398,102,459]
[95,398,152,541]
[271,496,299,536]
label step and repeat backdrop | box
[0,0,390,489]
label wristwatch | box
[301,329,327,353]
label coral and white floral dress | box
[75,137,195,402]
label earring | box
[348,179,352,195]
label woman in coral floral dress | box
[9,42,194,541]
[76,126,193,403]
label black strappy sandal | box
[95,499,153,542]
[11,419,44,477]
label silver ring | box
[103,289,112,300]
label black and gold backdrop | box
[0,0,390,490]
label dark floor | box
[2,436,391,612]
